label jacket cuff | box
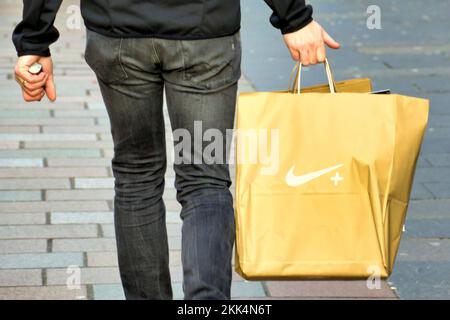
[17,49,51,57]
[281,16,313,34]
[270,4,314,35]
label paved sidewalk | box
[1,0,446,300]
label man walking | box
[12,0,339,300]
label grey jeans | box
[84,29,241,300]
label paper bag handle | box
[289,58,337,94]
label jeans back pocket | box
[84,30,128,84]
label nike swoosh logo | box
[285,164,344,187]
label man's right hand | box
[283,21,340,66]
[14,55,56,102]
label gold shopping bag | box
[234,60,429,279]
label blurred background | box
[0,0,449,299]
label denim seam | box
[178,41,188,82]
[132,200,167,299]
[190,207,204,299]
[151,39,161,65]
[134,212,162,299]
[155,212,165,299]
[177,41,186,77]
[118,38,128,79]
[114,201,143,298]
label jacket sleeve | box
[12,0,63,57]
[263,0,313,34]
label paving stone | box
[397,239,450,261]
[0,200,109,213]
[426,153,450,166]
[0,239,47,254]
[0,213,46,225]
[0,286,88,300]
[0,118,95,126]
[87,102,106,110]
[169,250,182,267]
[163,198,182,212]
[0,167,108,178]
[93,284,125,300]
[47,267,121,285]
[172,282,184,299]
[389,261,450,299]
[404,218,450,238]
[74,178,114,189]
[231,281,267,298]
[265,280,396,298]
[414,167,450,183]
[100,224,115,238]
[164,188,177,201]
[166,224,182,237]
[421,137,450,153]
[0,126,40,133]
[0,158,43,167]
[0,225,98,239]
[0,252,84,269]
[46,189,114,201]
[93,280,266,299]
[45,96,101,103]
[0,141,19,149]
[24,140,113,149]
[53,238,116,252]
[410,183,434,200]
[102,149,114,158]
[0,149,101,159]
[99,133,113,141]
[165,176,176,187]
[424,182,450,198]
[87,252,118,267]
[0,269,42,286]
[47,158,112,167]
[166,211,182,224]
[365,54,450,72]
[416,156,431,167]
[167,266,183,282]
[425,94,450,115]
[169,236,182,251]
[0,178,70,190]
[0,110,50,118]
[96,118,110,126]
[429,116,450,129]
[0,103,85,110]
[407,199,450,219]
[0,190,42,201]
[51,211,113,224]
[43,126,111,134]
[424,127,450,139]
[53,110,108,118]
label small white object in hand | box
[28,62,43,75]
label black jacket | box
[13,0,313,57]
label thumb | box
[45,75,57,101]
[323,30,340,49]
